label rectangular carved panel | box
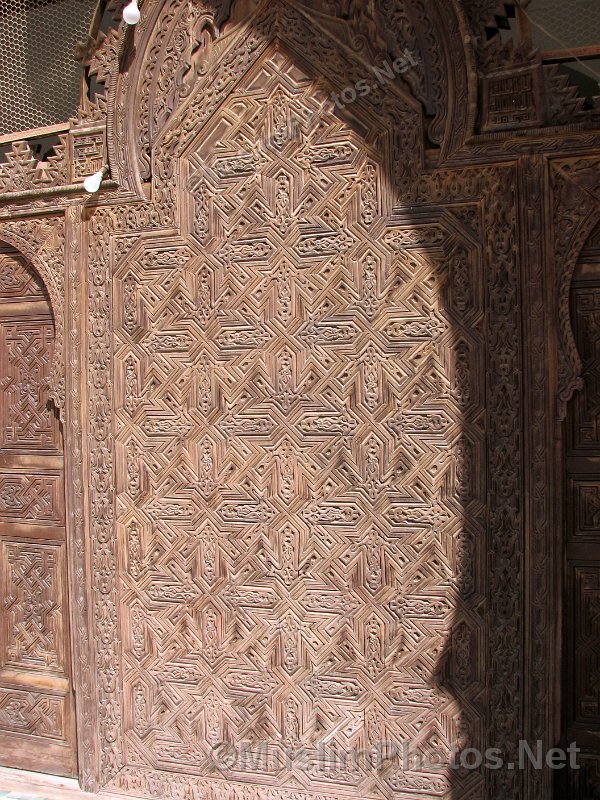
[70,129,106,181]
[0,320,60,451]
[0,687,67,740]
[0,471,64,524]
[570,288,600,451]
[480,66,544,132]
[570,478,600,540]
[0,541,66,672]
[572,567,600,724]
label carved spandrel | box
[0,254,47,299]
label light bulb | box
[123,0,140,25]
[83,169,104,194]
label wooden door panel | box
[0,251,76,777]
[0,470,64,525]
[1,540,67,672]
[0,319,61,451]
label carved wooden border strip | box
[65,205,99,790]
[483,166,523,799]
[520,154,554,800]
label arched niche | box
[106,0,475,194]
[0,221,65,416]
[80,3,532,799]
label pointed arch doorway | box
[0,244,77,777]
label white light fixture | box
[83,166,108,194]
[123,0,140,25]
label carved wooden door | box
[0,249,76,777]
[565,246,600,798]
[105,28,488,798]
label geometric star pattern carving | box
[115,47,485,799]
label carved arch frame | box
[108,0,476,195]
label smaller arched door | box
[563,224,600,798]
[0,246,76,776]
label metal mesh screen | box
[0,0,98,136]
[529,0,600,52]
